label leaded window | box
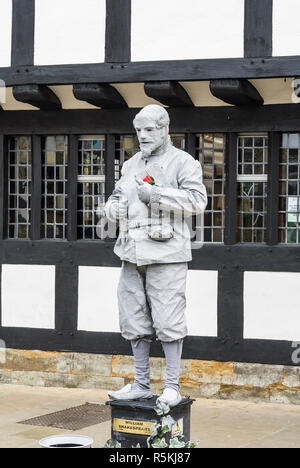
[279,133,300,243]
[195,133,226,243]
[77,135,105,240]
[237,134,268,243]
[41,136,68,239]
[7,136,32,239]
[115,135,139,181]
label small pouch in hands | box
[147,223,174,242]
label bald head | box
[133,104,170,129]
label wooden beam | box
[3,56,300,86]
[209,79,264,106]
[105,0,131,63]
[267,132,280,245]
[73,83,127,109]
[12,84,62,110]
[11,0,35,66]
[105,134,116,200]
[144,81,194,107]
[0,135,8,240]
[244,0,273,58]
[1,104,300,135]
[66,135,78,242]
[31,136,42,240]
[224,133,238,245]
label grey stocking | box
[161,339,183,392]
[131,338,151,391]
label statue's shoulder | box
[172,146,196,163]
[122,151,142,171]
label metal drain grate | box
[18,403,111,431]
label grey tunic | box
[104,139,207,266]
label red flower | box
[143,175,155,185]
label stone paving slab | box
[1,384,300,448]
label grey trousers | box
[117,261,188,342]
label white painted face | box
[134,116,168,157]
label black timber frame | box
[1,0,299,366]
[2,0,294,86]
[105,0,131,63]
[3,56,300,86]
[244,0,273,58]
[0,104,299,367]
[11,0,35,67]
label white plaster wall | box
[34,0,106,65]
[131,0,244,61]
[273,0,300,56]
[0,0,12,67]
[78,266,120,332]
[244,271,300,341]
[77,266,218,337]
[1,264,55,329]
[186,270,218,337]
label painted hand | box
[135,177,153,204]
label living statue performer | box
[104,104,207,407]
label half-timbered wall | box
[0,1,300,368]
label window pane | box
[77,136,106,240]
[237,135,268,243]
[195,133,226,243]
[78,136,105,177]
[41,136,68,239]
[238,136,268,177]
[279,133,300,244]
[7,136,32,239]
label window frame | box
[0,107,295,249]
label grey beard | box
[140,136,171,159]
[140,144,156,158]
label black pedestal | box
[106,396,194,448]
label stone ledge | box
[1,349,300,405]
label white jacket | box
[104,139,207,266]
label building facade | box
[0,0,300,400]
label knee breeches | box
[117,261,188,342]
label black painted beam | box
[73,84,127,109]
[184,133,196,158]
[105,0,131,63]
[0,327,298,366]
[1,104,300,135]
[2,241,300,272]
[267,132,280,245]
[55,265,78,332]
[12,85,62,111]
[11,0,35,66]
[218,270,244,342]
[67,135,79,242]
[31,136,42,240]
[244,0,273,58]
[224,133,238,245]
[209,79,264,106]
[144,81,194,108]
[3,56,300,86]
[105,135,116,200]
[0,136,8,240]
